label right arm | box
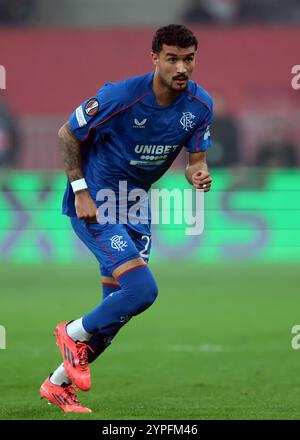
[58,122,97,222]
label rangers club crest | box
[110,235,128,252]
[180,112,196,131]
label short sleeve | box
[68,83,124,142]
[185,100,213,153]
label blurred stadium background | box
[0,0,300,420]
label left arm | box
[185,151,212,192]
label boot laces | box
[64,384,81,405]
[76,341,94,371]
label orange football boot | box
[40,376,92,413]
[55,321,93,391]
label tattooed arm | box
[58,122,97,222]
[58,122,83,182]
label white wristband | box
[71,178,88,193]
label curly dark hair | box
[152,24,198,53]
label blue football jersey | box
[62,72,213,233]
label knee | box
[118,265,158,311]
[129,273,158,312]
[141,277,158,309]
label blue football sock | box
[83,264,158,339]
[87,281,120,363]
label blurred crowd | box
[183,0,300,24]
[0,0,36,24]
[0,92,19,167]
[1,0,300,25]
[207,93,299,169]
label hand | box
[191,170,212,192]
[75,190,98,222]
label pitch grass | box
[0,262,300,420]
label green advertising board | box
[0,169,299,262]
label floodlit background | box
[0,0,300,420]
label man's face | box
[152,44,196,92]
